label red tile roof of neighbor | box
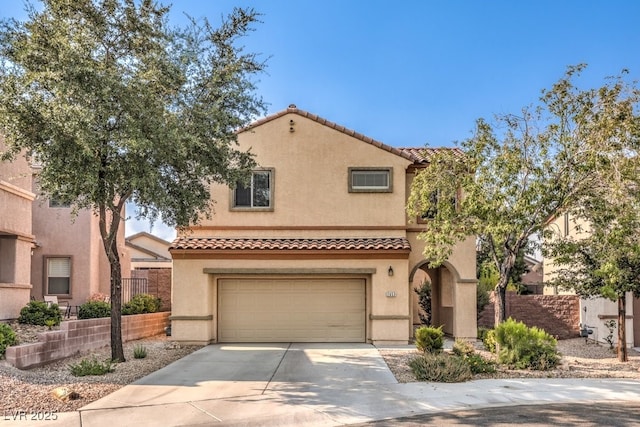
[241,105,464,164]
[170,237,411,251]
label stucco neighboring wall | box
[0,139,35,319]
[30,191,130,306]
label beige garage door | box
[218,278,365,342]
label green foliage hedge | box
[18,301,62,326]
[414,326,444,353]
[494,318,560,370]
[0,323,18,357]
[78,301,111,319]
[122,294,161,315]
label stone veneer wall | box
[478,292,580,340]
[5,312,170,369]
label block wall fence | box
[478,292,580,340]
[5,312,170,369]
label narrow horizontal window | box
[349,168,392,192]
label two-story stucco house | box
[169,105,477,345]
[0,137,35,320]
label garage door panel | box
[218,278,365,342]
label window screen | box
[47,257,71,295]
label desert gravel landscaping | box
[2,321,640,413]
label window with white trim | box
[46,257,71,296]
[232,169,273,209]
[349,168,392,192]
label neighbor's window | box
[349,168,392,192]
[46,257,71,296]
[233,169,273,209]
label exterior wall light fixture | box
[388,266,394,276]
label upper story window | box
[348,168,392,193]
[232,169,273,210]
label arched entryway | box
[410,260,476,338]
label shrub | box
[0,323,18,357]
[414,326,444,353]
[409,353,472,382]
[452,338,496,374]
[18,301,62,326]
[68,357,114,376]
[464,352,497,374]
[122,294,161,315]
[494,318,560,370]
[482,329,497,353]
[78,301,111,319]
[413,280,432,325]
[133,344,148,359]
[452,339,475,357]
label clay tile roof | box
[241,105,463,164]
[170,237,411,252]
[397,147,465,164]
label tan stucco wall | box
[171,257,410,345]
[0,139,34,319]
[194,114,412,232]
[543,213,590,295]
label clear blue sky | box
[3,0,640,240]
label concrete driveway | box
[60,343,640,427]
[79,343,399,426]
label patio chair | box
[44,295,70,318]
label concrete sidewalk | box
[3,343,640,426]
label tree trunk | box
[494,280,507,327]
[98,202,126,363]
[618,295,628,362]
[108,235,125,362]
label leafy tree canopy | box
[0,0,266,361]
[407,65,640,326]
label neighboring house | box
[544,212,639,347]
[522,255,543,294]
[0,138,35,320]
[170,105,477,345]
[30,163,131,309]
[126,232,172,310]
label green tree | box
[546,158,640,362]
[0,0,266,361]
[407,65,638,327]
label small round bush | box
[494,318,560,370]
[78,301,111,319]
[18,301,62,326]
[452,339,475,357]
[414,325,444,353]
[0,323,18,357]
[122,294,161,315]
